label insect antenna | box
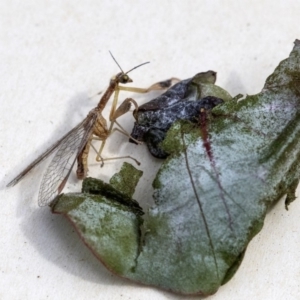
[109,51,150,75]
[125,61,150,74]
[109,50,125,73]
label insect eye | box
[121,75,129,83]
[119,74,133,84]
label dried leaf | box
[130,71,232,158]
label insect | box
[7,53,174,206]
[130,71,229,158]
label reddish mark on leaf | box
[199,109,233,230]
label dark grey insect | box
[130,71,224,158]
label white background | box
[1,1,300,299]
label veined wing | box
[7,111,97,206]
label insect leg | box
[95,78,180,165]
[108,78,180,120]
[145,77,181,91]
[92,100,141,165]
[91,134,140,166]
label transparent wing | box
[38,113,97,206]
[7,111,97,206]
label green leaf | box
[51,165,144,275]
[52,40,300,295]
[109,162,143,199]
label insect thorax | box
[93,111,109,139]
